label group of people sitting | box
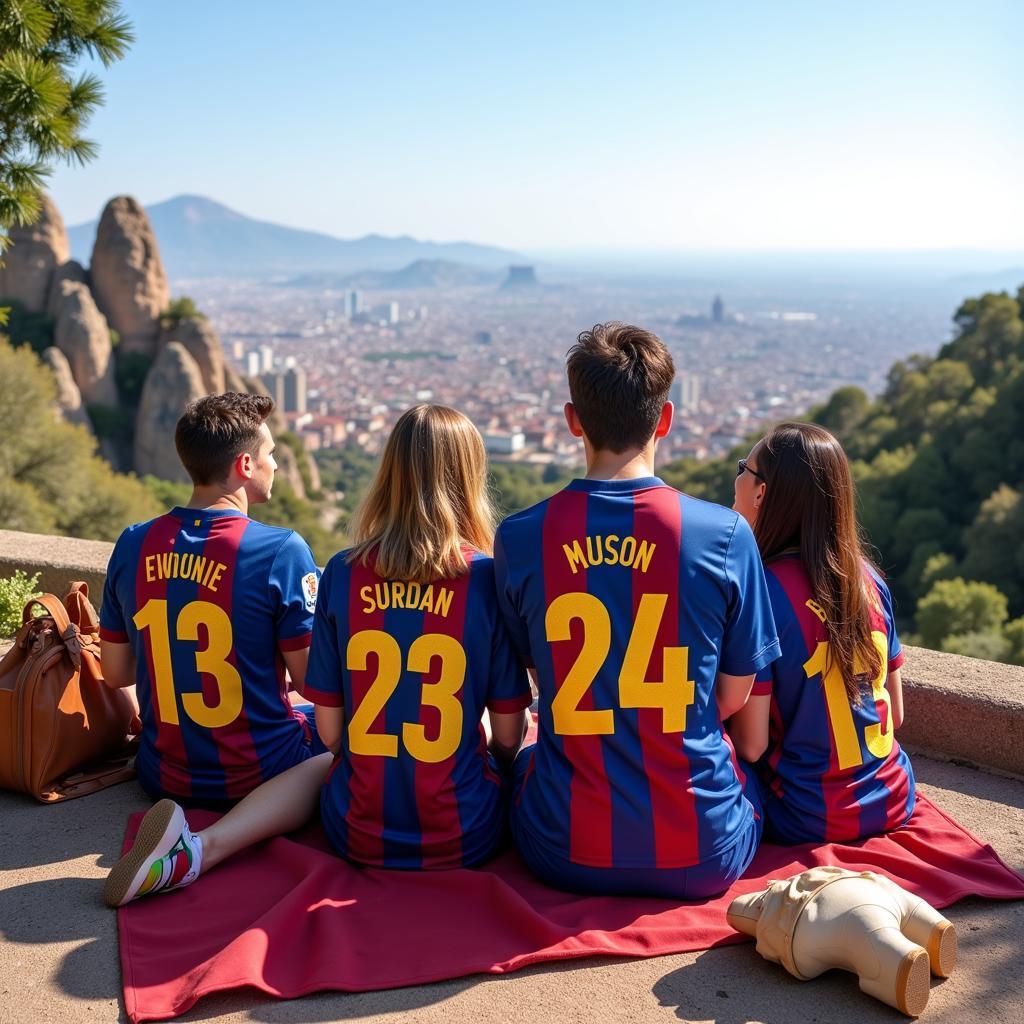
[101,321,915,908]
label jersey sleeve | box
[304,559,344,707]
[493,527,534,668]
[871,567,904,671]
[719,515,782,676]
[268,532,320,651]
[486,617,533,713]
[99,532,128,643]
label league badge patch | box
[302,571,319,613]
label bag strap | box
[22,593,72,634]
[63,581,99,633]
[40,755,137,803]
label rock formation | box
[3,193,320,497]
[133,342,206,481]
[54,282,119,407]
[46,259,89,319]
[160,315,225,394]
[90,196,169,356]
[0,195,69,312]
[41,347,92,431]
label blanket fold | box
[118,792,1024,1023]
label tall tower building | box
[345,289,363,320]
[259,344,274,373]
[283,365,308,414]
[244,350,261,378]
[711,295,724,323]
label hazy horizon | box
[47,1,1022,253]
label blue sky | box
[49,1,1023,251]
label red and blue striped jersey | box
[304,549,532,870]
[753,554,915,843]
[494,477,781,870]
[99,507,321,803]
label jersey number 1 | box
[803,629,893,770]
[134,598,243,729]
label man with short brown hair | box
[496,322,780,899]
[100,392,325,806]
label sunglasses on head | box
[737,459,768,484]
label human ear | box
[564,402,584,438]
[236,451,254,481]
[654,401,673,439]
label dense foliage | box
[0,337,159,539]
[659,284,1024,664]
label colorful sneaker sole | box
[103,799,186,908]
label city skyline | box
[46,1,1023,253]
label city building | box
[671,373,700,413]
[244,350,261,378]
[712,295,724,323]
[283,365,308,414]
[483,430,526,455]
[344,289,363,320]
[260,371,286,409]
[259,344,274,373]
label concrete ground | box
[1,753,1022,1024]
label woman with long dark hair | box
[729,421,916,843]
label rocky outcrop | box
[0,195,70,312]
[223,363,247,394]
[41,347,92,430]
[54,282,119,406]
[46,259,89,318]
[133,342,205,481]
[160,315,225,394]
[89,196,169,357]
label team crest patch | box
[302,571,319,612]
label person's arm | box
[489,709,528,765]
[282,646,310,694]
[727,692,771,762]
[314,704,344,755]
[716,671,756,721]
[886,667,905,731]
[101,639,136,690]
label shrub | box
[0,570,41,639]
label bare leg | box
[198,752,333,872]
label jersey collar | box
[566,476,665,493]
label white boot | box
[727,867,956,1017]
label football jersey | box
[304,549,532,869]
[753,554,915,843]
[99,507,321,803]
[494,477,781,870]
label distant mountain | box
[66,195,525,279]
[284,259,502,291]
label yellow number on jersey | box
[546,592,694,736]
[803,629,892,770]
[133,598,244,729]
[345,629,466,762]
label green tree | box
[915,578,1009,651]
[161,296,204,326]
[0,0,133,257]
[0,336,158,538]
[960,485,1024,611]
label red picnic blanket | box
[118,792,1024,1022]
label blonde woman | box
[105,405,532,905]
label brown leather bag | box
[0,582,139,802]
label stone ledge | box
[2,528,1023,776]
[0,528,112,603]
[899,645,1024,779]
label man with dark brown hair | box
[100,393,326,808]
[496,322,780,899]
